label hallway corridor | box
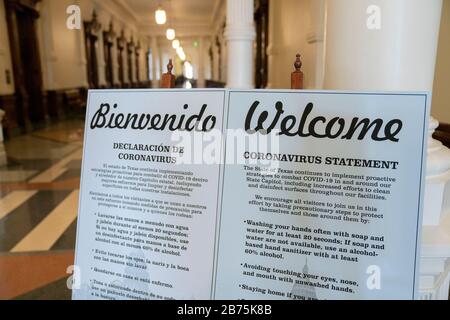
[0,120,84,299]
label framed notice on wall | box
[73,89,429,300]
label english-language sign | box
[73,89,429,300]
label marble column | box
[323,0,448,299]
[225,0,256,88]
[323,0,442,91]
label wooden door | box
[5,0,46,129]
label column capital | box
[226,0,254,24]
[225,0,256,41]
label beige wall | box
[268,0,450,105]
[0,0,150,93]
[432,0,450,123]
[267,0,325,89]
[1,0,448,96]
[39,0,89,90]
[40,0,148,90]
[0,0,15,95]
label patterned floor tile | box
[0,170,39,183]
[0,250,74,300]
[0,120,84,300]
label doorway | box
[5,0,46,129]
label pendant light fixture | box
[155,3,166,25]
[172,39,180,49]
[166,28,175,40]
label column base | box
[424,117,450,226]
[420,211,450,300]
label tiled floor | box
[0,120,84,300]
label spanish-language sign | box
[73,89,429,300]
[73,90,226,300]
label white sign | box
[73,90,226,300]
[214,91,428,300]
[73,89,429,300]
